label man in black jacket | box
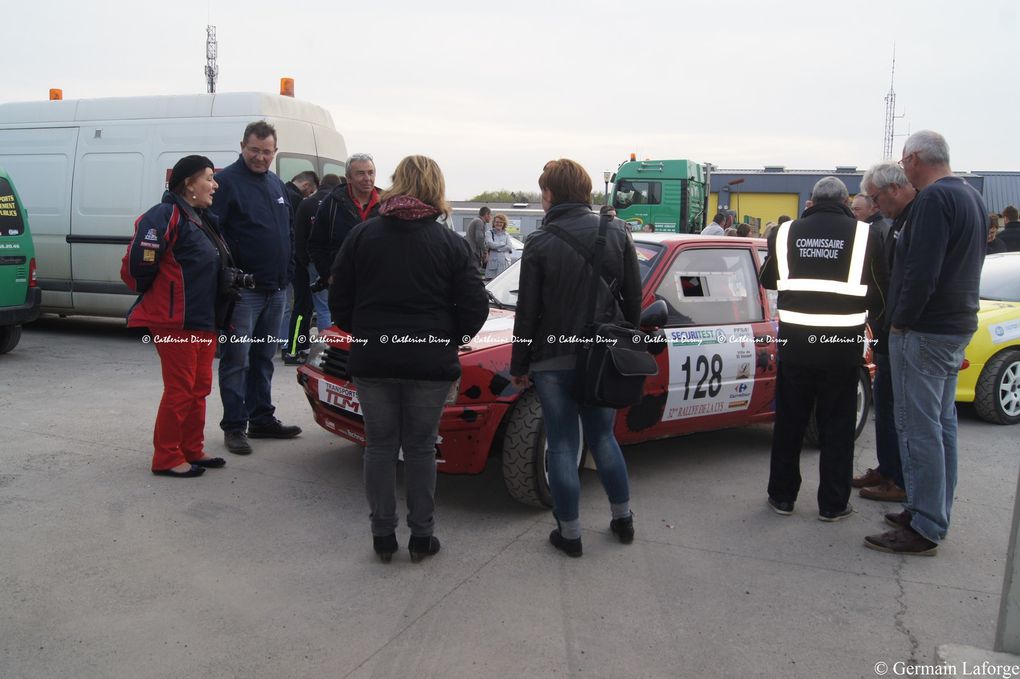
[998,205,1020,251]
[209,120,302,454]
[282,174,341,364]
[308,153,380,289]
[865,131,986,557]
[510,159,642,558]
[853,162,917,503]
[759,176,888,523]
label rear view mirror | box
[640,299,668,329]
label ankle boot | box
[408,535,441,563]
[373,534,398,563]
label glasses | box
[244,146,277,158]
[897,152,915,168]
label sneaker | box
[610,514,635,544]
[549,529,583,557]
[864,526,938,556]
[767,497,794,516]
[884,509,912,529]
[247,418,302,439]
[281,352,305,365]
[224,429,253,455]
[819,505,854,522]
[851,468,889,489]
[860,480,907,502]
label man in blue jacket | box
[865,131,986,557]
[210,120,302,455]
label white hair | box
[904,130,950,165]
[810,176,849,204]
[861,162,908,193]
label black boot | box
[549,529,583,557]
[373,534,398,563]
[408,535,441,563]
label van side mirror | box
[640,299,668,329]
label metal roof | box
[974,172,1020,212]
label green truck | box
[609,158,710,233]
[0,167,41,353]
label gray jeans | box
[352,377,452,537]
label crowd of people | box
[121,122,1002,562]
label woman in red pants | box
[121,155,236,477]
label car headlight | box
[305,341,327,371]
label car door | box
[640,242,777,436]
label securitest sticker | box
[662,324,756,421]
[990,319,1020,345]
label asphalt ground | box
[1,316,1016,679]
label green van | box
[0,168,40,353]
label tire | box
[501,389,585,508]
[804,367,872,446]
[973,349,1020,425]
[0,325,22,354]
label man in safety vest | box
[759,176,888,522]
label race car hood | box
[459,308,516,353]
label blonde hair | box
[492,213,509,229]
[380,155,449,217]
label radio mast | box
[882,47,904,160]
[205,25,219,94]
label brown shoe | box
[884,509,912,529]
[860,480,907,502]
[864,527,937,556]
[852,468,889,489]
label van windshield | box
[0,178,24,236]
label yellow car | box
[956,252,1020,424]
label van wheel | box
[974,350,1020,425]
[804,367,871,446]
[501,389,585,508]
[0,325,22,354]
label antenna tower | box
[882,47,904,160]
[205,25,219,94]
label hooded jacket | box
[329,201,488,381]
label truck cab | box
[611,158,710,234]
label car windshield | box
[980,254,1020,302]
[485,242,665,309]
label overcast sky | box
[6,0,1018,199]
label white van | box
[0,92,348,318]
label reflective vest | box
[775,219,871,328]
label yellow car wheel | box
[974,349,1020,425]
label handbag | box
[546,214,658,409]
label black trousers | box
[767,360,859,513]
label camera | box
[221,267,255,291]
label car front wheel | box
[501,389,585,508]
[974,349,1020,425]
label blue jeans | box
[219,288,286,432]
[309,264,331,331]
[889,330,971,543]
[353,377,452,537]
[532,370,630,524]
[872,353,904,488]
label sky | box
[5,0,1018,199]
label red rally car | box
[297,234,872,507]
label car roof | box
[631,233,766,246]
